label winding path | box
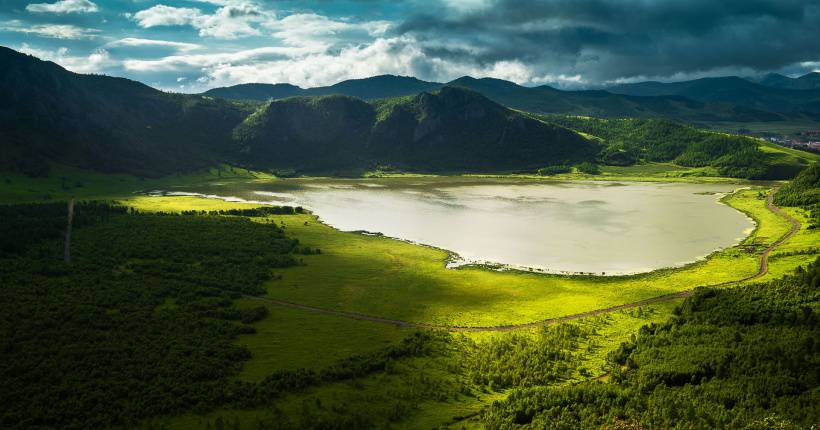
[245,188,802,332]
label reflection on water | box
[174,178,754,275]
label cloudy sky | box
[1,0,819,92]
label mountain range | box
[1,45,816,180]
[205,73,820,122]
[756,72,820,90]
[0,46,591,176]
[607,76,820,114]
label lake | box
[165,178,755,275]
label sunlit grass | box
[120,188,790,329]
[231,299,410,383]
[759,206,820,282]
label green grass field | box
[231,299,410,383]
[121,189,775,329]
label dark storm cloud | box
[396,0,820,82]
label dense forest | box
[478,258,820,429]
[0,202,303,428]
[542,115,810,179]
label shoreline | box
[141,182,762,281]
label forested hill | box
[0,46,255,177]
[774,163,820,208]
[542,115,816,179]
[232,87,598,172]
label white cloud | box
[106,38,202,52]
[193,37,549,89]
[130,2,271,39]
[25,0,98,14]
[132,5,202,28]
[0,20,100,39]
[198,38,420,88]
[195,2,267,39]
[18,43,115,73]
[119,34,581,91]
[441,0,492,13]
[264,13,390,46]
[530,73,585,86]
[122,45,320,72]
[603,65,766,85]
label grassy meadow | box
[122,187,788,329]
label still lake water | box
[170,178,755,275]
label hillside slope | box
[232,87,598,172]
[0,46,253,177]
[542,115,818,179]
